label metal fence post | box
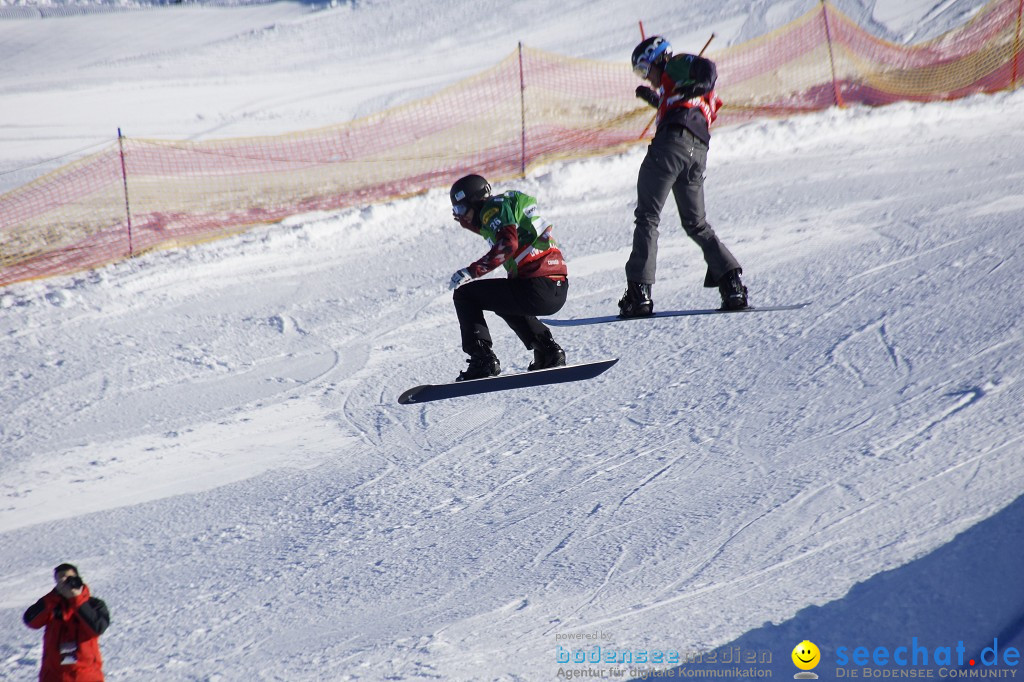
[117,128,134,257]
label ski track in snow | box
[2,97,1023,676]
[2,0,1024,679]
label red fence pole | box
[518,42,527,177]
[821,0,846,107]
[117,128,134,257]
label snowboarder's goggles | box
[452,203,470,217]
[633,58,659,79]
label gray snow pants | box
[625,124,741,288]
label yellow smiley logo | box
[792,640,820,671]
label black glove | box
[635,85,660,108]
[673,84,700,101]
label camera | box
[64,576,84,589]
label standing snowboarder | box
[619,35,749,317]
[447,174,568,381]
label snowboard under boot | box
[457,341,501,382]
[617,281,654,318]
[718,269,749,310]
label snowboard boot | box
[718,269,749,310]
[528,332,566,371]
[617,281,653,318]
[456,341,501,382]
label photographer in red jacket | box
[23,563,110,682]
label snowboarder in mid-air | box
[447,174,569,381]
[619,35,749,318]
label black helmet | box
[450,174,491,216]
[631,35,672,78]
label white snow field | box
[2,0,1023,680]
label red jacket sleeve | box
[468,224,518,278]
[77,596,111,636]
[23,592,60,629]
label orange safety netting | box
[2,0,1022,288]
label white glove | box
[449,268,473,290]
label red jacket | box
[24,586,109,682]
[468,224,567,280]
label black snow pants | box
[454,276,568,354]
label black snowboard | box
[399,359,618,404]
[544,303,810,327]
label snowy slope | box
[2,0,1023,680]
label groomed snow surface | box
[2,0,1023,680]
